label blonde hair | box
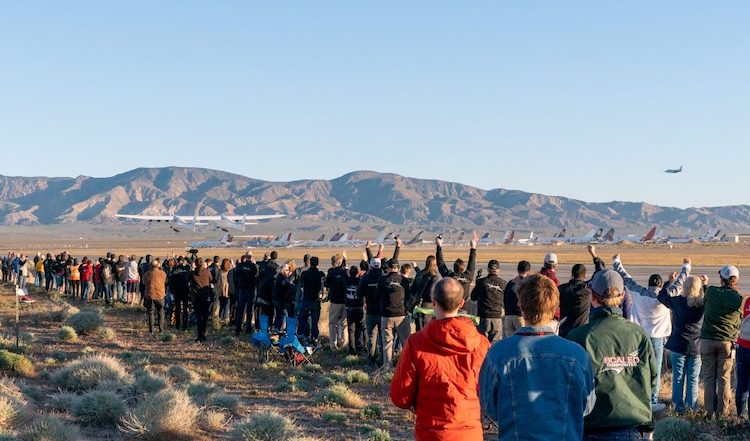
[683,275,704,307]
[518,274,560,326]
[331,254,343,267]
[593,289,624,308]
[286,260,296,273]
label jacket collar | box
[515,325,557,336]
[590,306,623,321]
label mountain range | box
[0,167,748,234]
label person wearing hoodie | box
[435,233,477,301]
[325,253,349,350]
[540,253,560,287]
[345,265,366,355]
[359,257,385,365]
[612,254,680,413]
[379,258,411,369]
[480,274,596,441]
[558,264,591,338]
[391,277,490,441]
[470,260,507,344]
[502,260,530,338]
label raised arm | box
[435,236,450,277]
[611,255,650,297]
[365,241,373,261]
[466,232,478,278]
[660,258,691,298]
[588,245,606,273]
[392,238,401,261]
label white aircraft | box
[478,231,515,245]
[115,213,285,232]
[515,232,535,245]
[665,166,683,174]
[611,226,659,244]
[532,228,567,245]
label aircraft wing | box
[116,214,173,221]
[221,214,286,221]
[116,214,285,222]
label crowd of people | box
[2,238,749,440]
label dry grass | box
[119,388,200,439]
[73,389,127,426]
[232,412,297,441]
[56,326,78,342]
[51,354,131,391]
[0,351,35,379]
[64,309,103,334]
[18,415,81,441]
[316,384,366,409]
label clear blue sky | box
[1,2,748,209]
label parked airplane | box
[116,213,285,232]
[564,228,600,245]
[612,226,658,244]
[478,231,514,245]
[532,228,567,245]
[665,166,683,174]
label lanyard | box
[516,331,555,336]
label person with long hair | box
[657,258,706,413]
[193,260,213,342]
[413,255,442,327]
[214,258,233,323]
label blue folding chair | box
[251,315,273,362]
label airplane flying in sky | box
[115,213,285,232]
[664,166,683,174]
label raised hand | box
[366,240,373,249]
[470,231,478,249]
[395,238,402,247]
[435,236,443,247]
[669,272,678,282]
[700,275,709,285]
[588,245,597,257]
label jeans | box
[328,303,348,349]
[219,297,229,321]
[478,317,504,344]
[17,275,27,290]
[234,288,255,334]
[82,281,94,300]
[583,428,640,441]
[650,337,664,404]
[272,301,295,330]
[736,345,750,418]
[174,295,190,331]
[103,283,114,304]
[366,314,382,362]
[116,281,126,301]
[297,299,321,339]
[380,315,411,368]
[144,297,164,333]
[35,272,43,287]
[700,339,734,416]
[670,351,701,412]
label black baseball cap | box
[488,260,500,271]
[517,260,531,273]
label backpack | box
[102,264,114,283]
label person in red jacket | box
[391,277,490,441]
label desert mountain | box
[0,167,748,234]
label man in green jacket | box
[700,265,743,418]
[568,269,657,440]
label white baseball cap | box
[369,257,382,269]
[544,253,558,265]
[720,265,739,280]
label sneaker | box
[652,402,666,412]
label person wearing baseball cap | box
[567,269,657,439]
[470,259,507,344]
[541,253,560,287]
[700,265,743,418]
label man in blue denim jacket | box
[480,274,596,440]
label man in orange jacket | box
[391,277,490,441]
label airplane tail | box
[641,226,657,242]
[503,230,514,244]
[337,233,350,242]
[480,233,491,240]
[603,228,615,242]
[556,228,566,238]
[316,234,326,241]
[407,231,424,245]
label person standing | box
[502,260,530,338]
[700,265,743,418]
[540,253,560,286]
[360,257,384,366]
[298,257,325,347]
[435,233,477,301]
[143,260,166,334]
[234,252,258,335]
[379,258,411,369]
[657,266,706,413]
[170,258,191,331]
[326,253,349,350]
[391,278,489,441]
[345,265,366,355]
[471,260,506,344]
[192,260,212,342]
[568,269,656,440]
[480,274,596,440]
[214,258,232,323]
[735,293,750,419]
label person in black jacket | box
[272,262,296,331]
[298,257,325,346]
[470,260,507,344]
[234,252,258,335]
[558,264,592,338]
[503,260,530,338]
[379,258,411,368]
[359,258,384,365]
[325,253,349,349]
[255,251,279,330]
[345,266,366,355]
[170,259,192,331]
[435,233,478,301]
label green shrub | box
[134,372,169,395]
[186,381,221,406]
[316,384,365,409]
[654,417,700,441]
[365,428,391,441]
[0,352,35,379]
[120,351,150,366]
[19,415,80,441]
[220,336,234,346]
[321,410,346,424]
[74,390,127,426]
[160,333,176,343]
[18,334,34,345]
[303,363,322,372]
[167,365,199,384]
[98,327,116,341]
[232,412,297,441]
[359,404,382,420]
[261,362,278,370]
[47,392,79,413]
[345,370,369,384]
[343,355,362,366]
[52,354,131,391]
[0,336,30,355]
[203,368,222,381]
[50,351,67,362]
[207,393,239,413]
[119,389,199,439]
[64,310,103,334]
[56,327,78,342]
[49,304,80,322]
